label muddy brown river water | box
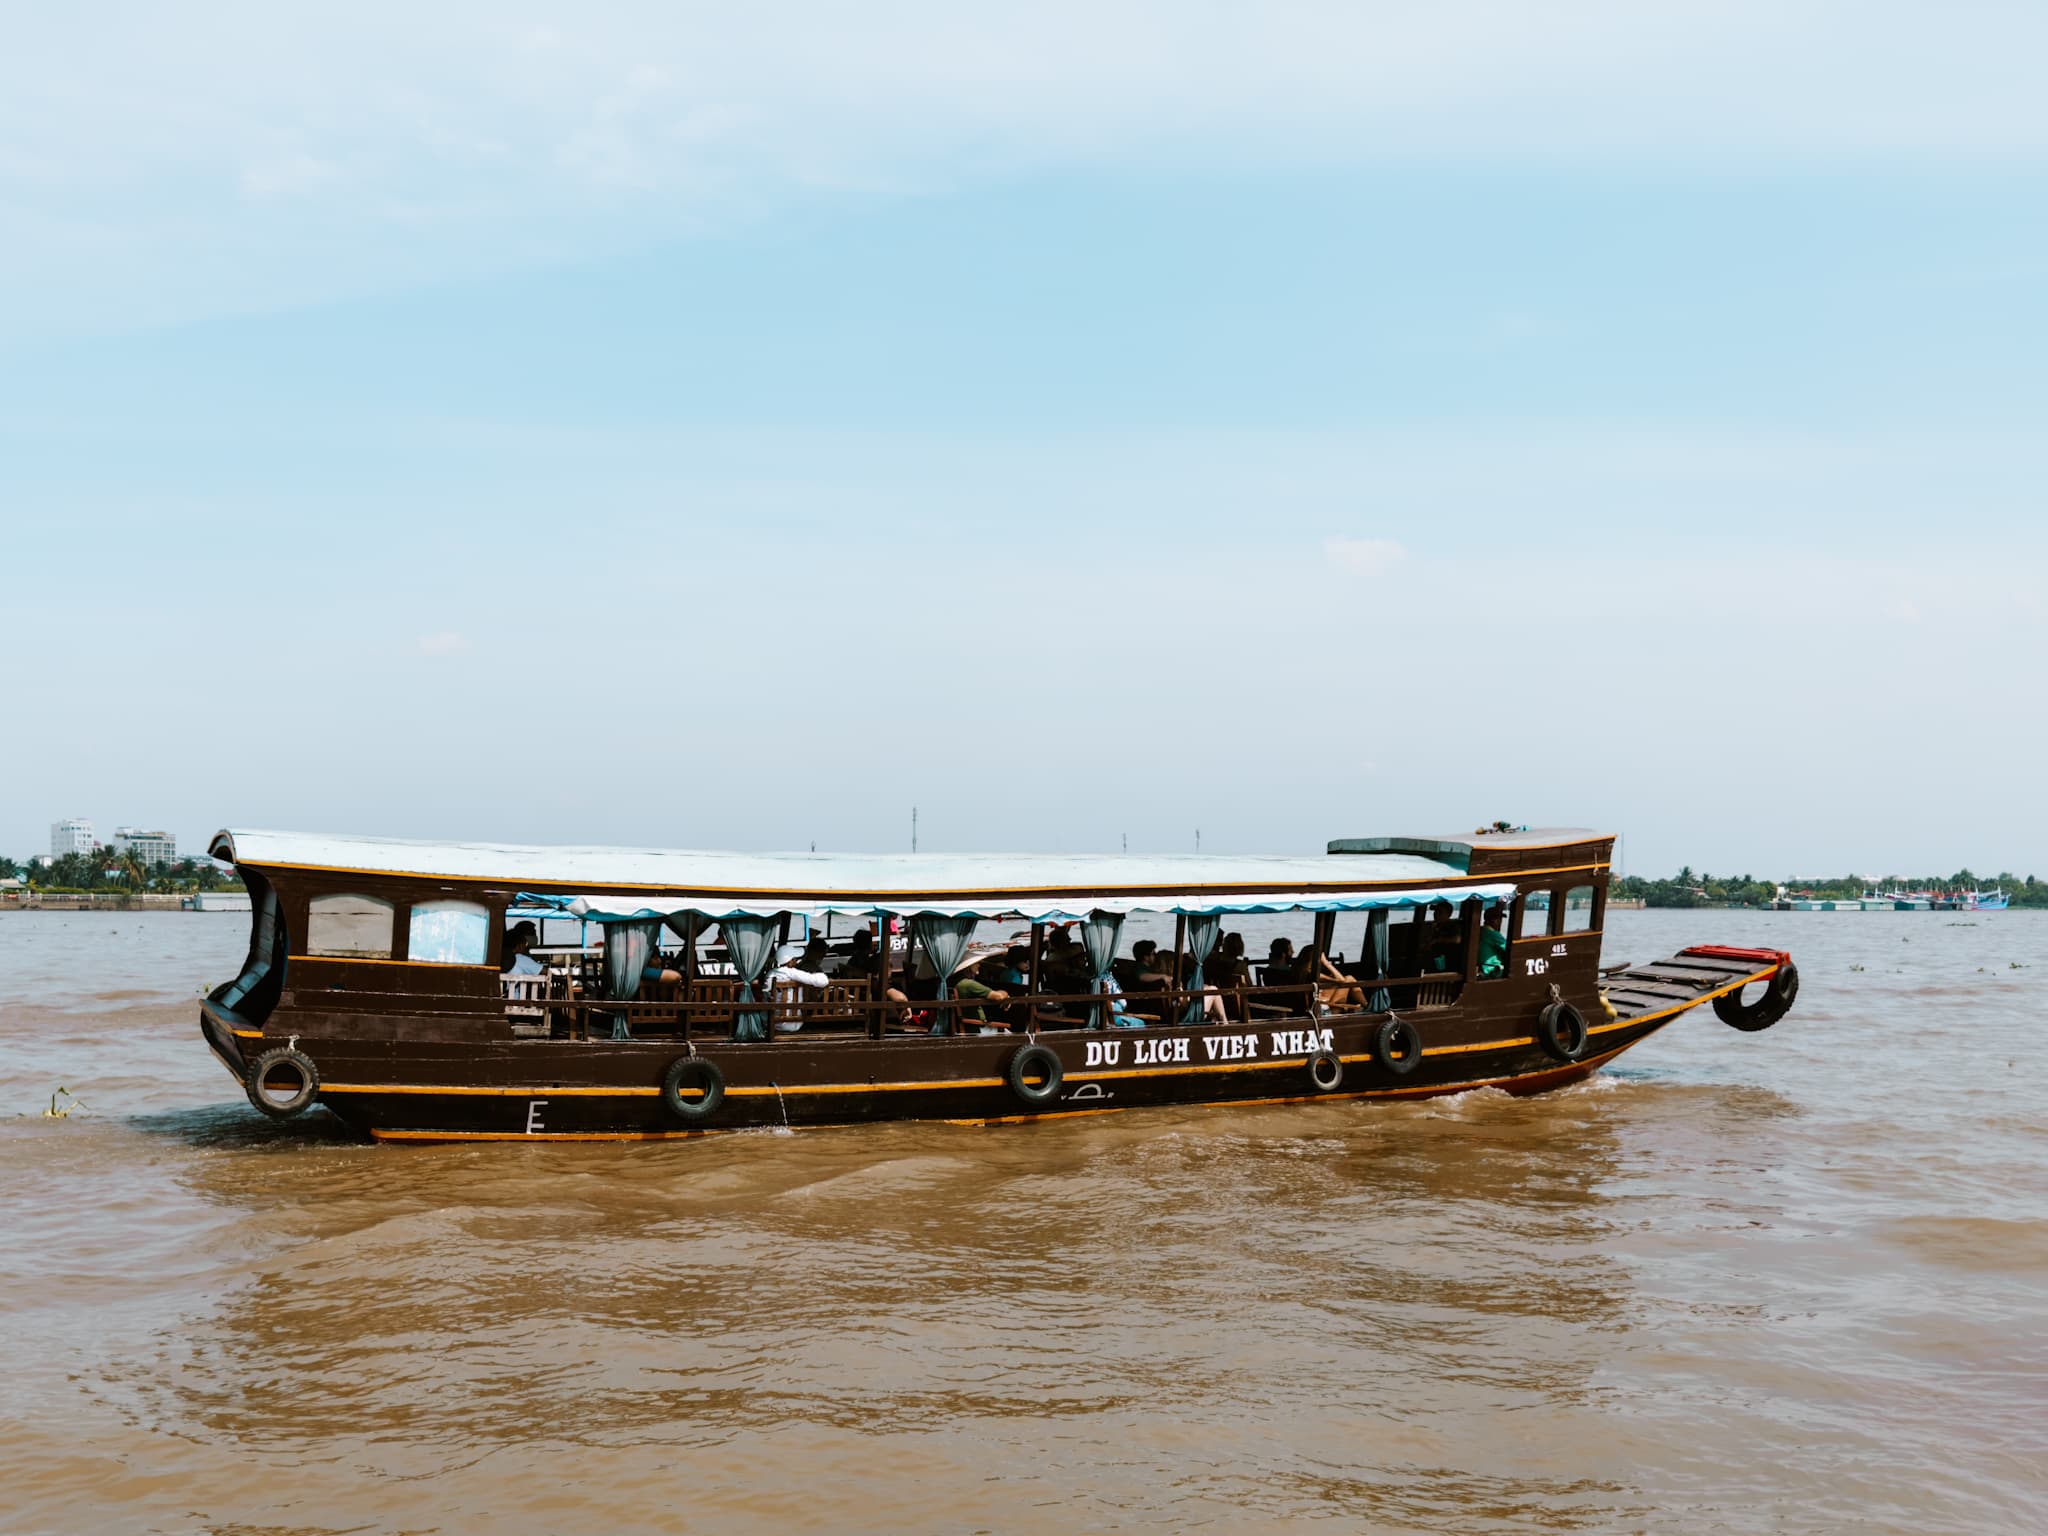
[2,909,2043,1534]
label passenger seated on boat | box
[838,928,879,980]
[767,942,833,1032]
[500,920,543,976]
[883,981,924,1030]
[1206,932,1253,1019]
[1045,926,1086,983]
[1248,938,1313,1017]
[1478,909,1508,978]
[949,959,1013,1036]
[986,947,1033,1026]
[1115,939,1162,990]
[1301,946,1365,1014]
[1103,973,1146,1028]
[1422,921,1462,973]
[1264,938,1298,984]
[1038,925,1089,1016]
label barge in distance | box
[197,826,1800,1143]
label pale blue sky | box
[4,3,2045,877]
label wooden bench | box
[689,978,740,1034]
[767,978,875,1036]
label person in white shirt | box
[767,937,833,1033]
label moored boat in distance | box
[198,826,1800,1143]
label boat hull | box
[213,994,1723,1143]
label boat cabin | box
[204,827,1614,1048]
[194,826,1805,1141]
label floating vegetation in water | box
[41,1086,90,1119]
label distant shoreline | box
[0,893,248,912]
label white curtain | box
[1181,912,1221,1024]
[721,916,781,1043]
[1078,909,1125,1030]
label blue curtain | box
[721,916,780,1043]
[1181,912,1220,1024]
[1368,909,1391,1013]
[911,914,978,1035]
[600,918,661,1040]
[1078,910,1125,1029]
[602,919,658,1001]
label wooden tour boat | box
[197,827,1799,1143]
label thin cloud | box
[417,631,471,656]
[239,152,340,201]
[1324,537,1407,579]
[3,3,2046,340]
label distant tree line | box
[1613,868,1778,908]
[1614,868,2048,908]
[0,851,237,894]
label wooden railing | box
[501,970,1463,1044]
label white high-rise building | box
[50,818,94,858]
[112,827,177,867]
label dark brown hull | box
[196,824,1794,1145]
[205,959,1769,1143]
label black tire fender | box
[1373,1017,1423,1076]
[1712,961,1800,1033]
[1006,1044,1064,1107]
[662,1057,725,1122]
[246,1046,319,1120]
[1307,1048,1344,1092]
[1536,1001,1590,1062]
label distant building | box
[50,818,94,858]
[112,827,177,866]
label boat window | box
[1515,888,1556,940]
[1372,907,1421,975]
[409,899,491,965]
[1417,901,1465,973]
[305,894,396,959]
[1561,884,1599,934]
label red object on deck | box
[1680,944,1791,968]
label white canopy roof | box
[211,829,1516,922]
